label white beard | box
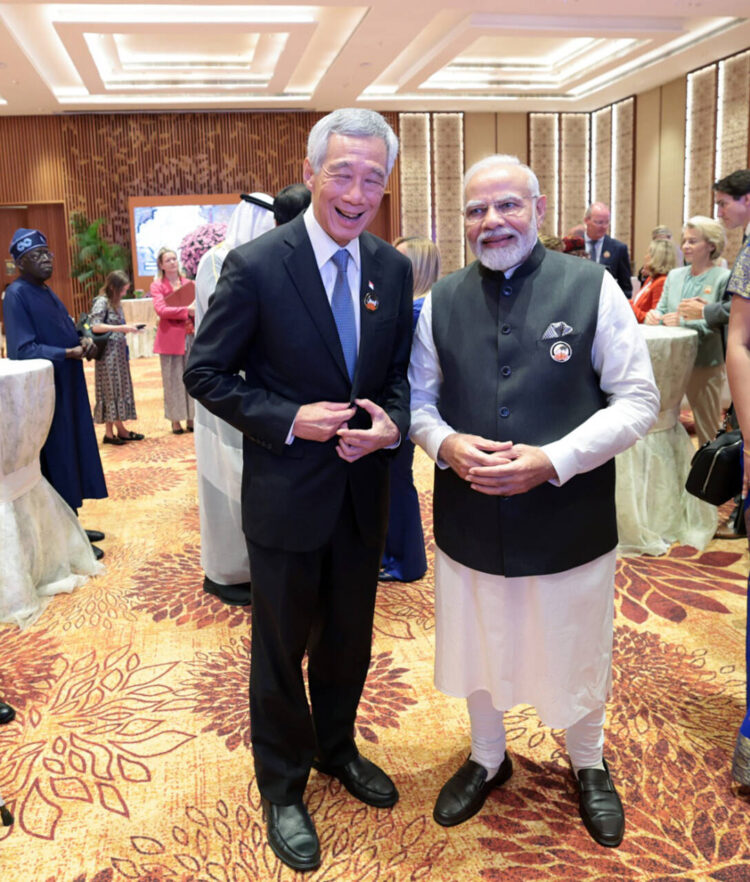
[473,217,538,272]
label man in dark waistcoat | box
[4,228,108,557]
[409,155,659,848]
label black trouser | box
[247,488,381,804]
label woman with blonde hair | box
[631,238,678,323]
[380,236,441,582]
[150,246,195,434]
[645,216,730,445]
[90,270,144,444]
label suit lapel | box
[352,233,383,396]
[281,217,351,383]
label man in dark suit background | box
[584,202,633,297]
[184,108,413,873]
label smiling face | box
[681,228,712,269]
[303,133,388,246]
[715,190,750,230]
[464,164,546,272]
[18,246,54,283]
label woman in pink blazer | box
[150,247,195,433]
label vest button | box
[502,285,513,297]
[501,365,512,377]
[499,406,510,418]
[501,324,511,335]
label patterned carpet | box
[2,355,750,881]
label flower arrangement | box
[179,222,227,279]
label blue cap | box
[10,228,48,261]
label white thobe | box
[193,198,274,585]
[409,268,660,728]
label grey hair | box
[584,202,610,220]
[463,154,540,198]
[307,109,399,175]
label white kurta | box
[409,267,660,729]
[193,197,275,585]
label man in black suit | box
[184,108,413,873]
[584,202,632,297]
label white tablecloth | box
[0,358,102,628]
[616,325,718,556]
[122,298,156,358]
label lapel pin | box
[550,341,572,362]
[364,286,379,312]
[704,286,712,295]
[603,250,611,259]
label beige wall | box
[464,79,688,265]
[633,77,687,265]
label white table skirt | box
[0,358,102,629]
[616,326,717,557]
[122,297,157,358]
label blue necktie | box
[331,249,357,380]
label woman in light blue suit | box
[645,216,730,446]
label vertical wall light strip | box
[433,112,464,274]
[553,114,560,236]
[610,106,619,240]
[715,61,725,187]
[683,72,694,224]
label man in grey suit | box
[584,202,633,297]
[184,108,413,873]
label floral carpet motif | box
[1,357,749,880]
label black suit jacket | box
[596,234,632,298]
[184,214,413,553]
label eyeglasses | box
[463,196,537,224]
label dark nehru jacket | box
[430,241,617,578]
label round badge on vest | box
[550,341,572,362]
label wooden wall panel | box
[0,110,400,317]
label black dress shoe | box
[203,576,251,607]
[261,798,320,872]
[103,435,126,445]
[91,544,104,561]
[433,753,512,827]
[577,759,624,847]
[313,754,398,807]
[0,701,15,725]
[85,529,105,542]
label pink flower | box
[179,222,227,278]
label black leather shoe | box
[203,576,251,606]
[313,754,398,807]
[577,759,624,847]
[85,529,105,542]
[433,753,512,827]
[91,544,104,561]
[0,701,15,725]
[261,798,320,872]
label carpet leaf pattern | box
[1,357,750,879]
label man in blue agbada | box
[4,228,108,557]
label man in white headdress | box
[193,192,276,604]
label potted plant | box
[70,211,131,299]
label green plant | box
[70,211,131,297]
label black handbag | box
[76,313,111,361]
[685,428,743,505]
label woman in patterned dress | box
[90,270,144,445]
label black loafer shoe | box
[103,435,126,445]
[0,701,16,725]
[433,753,512,827]
[85,529,105,542]
[313,754,398,807]
[262,798,320,872]
[203,576,251,607]
[577,759,624,847]
[91,544,104,561]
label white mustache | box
[479,231,517,244]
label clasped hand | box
[292,398,398,463]
[438,433,558,496]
